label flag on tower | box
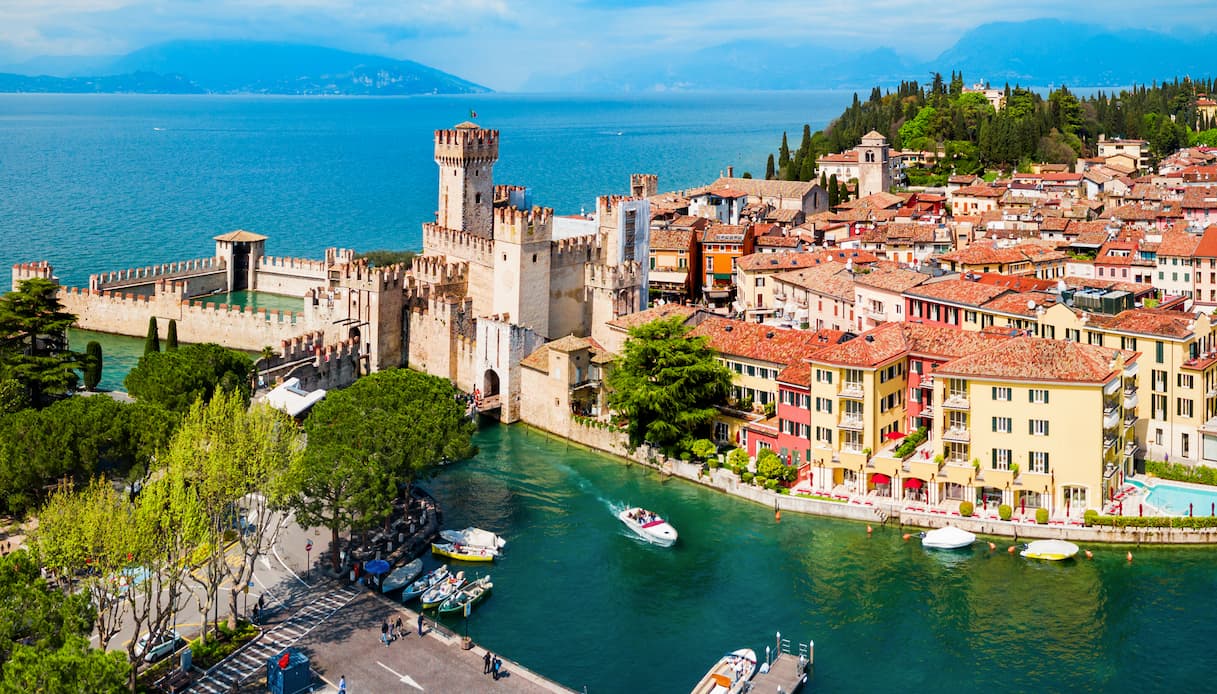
[470,109,478,119]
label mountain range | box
[525,19,1217,92]
[0,40,490,95]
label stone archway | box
[483,369,501,398]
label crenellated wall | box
[89,257,227,298]
[11,261,56,289]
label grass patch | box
[190,620,260,670]
[795,493,846,503]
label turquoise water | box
[1131,479,1217,517]
[428,425,1217,693]
[198,290,301,313]
[0,92,849,286]
[68,328,147,391]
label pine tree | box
[166,319,179,350]
[765,154,775,180]
[144,317,159,355]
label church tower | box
[434,122,498,238]
[857,130,891,198]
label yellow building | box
[930,338,1137,516]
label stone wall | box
[255,256,331,296]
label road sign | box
[305,539,313,552]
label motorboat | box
[689,648,757,694]
[437,575,493,615]
[920,525,977,550]
[1021,539,1080,561]
[402,564,450,603]
[439,527,506,555]
[420,571,467,609]
[618,507,678,547]
[432,542,496,562]
[380,559,424,594]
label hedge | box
[1145,460,1217,487]
[893,426,930,459]
[958,500,974,517]
[1086,515,1217,529]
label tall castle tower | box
[493,205,553,336]
[434,122,499,238]
[857,130,891,198]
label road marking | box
[377,661,424,691]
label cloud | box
[0,0,1211,90]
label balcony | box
[1124,413,1137,429]
[865,306,887,321]
[842,443,865,454]
[918,376,934,390]
[942,393,970,410]
[918,405,934,418]
[1103,435,1117,451]
[838,382,865,399]
[1124,391,1139,410]
[1103,407,1120,430]
[1125,441,1138,457]
[839,414,864,430]
[943,426,970,442]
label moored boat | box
[920,525,977,550]
[380,559,424,593]
[432,542,496,562]
[689,648,757,694]
[439,527,506,555]
[438,575,493,615]
[420,571,467,609]
[1021,539,1080,561]
[402,565,451,603]
[618,507,678,547]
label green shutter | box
[1044,391,1049,404]
[992,386,998,399]
[992,417,997,432]
[1044,421,1049,436]
[1029,420,1034,435]
[991,449,997,468]
[1029,389,1034,403]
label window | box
[1121,336,1137,351]
[1042,325,1055,339]
[1183,433,1191,458]
[1029,451,1050,473]
[965,310,978,323]
[992,387,1012,401]
[755,277,765,287]
[1156,341,1164,364]
[992,416,1012,433]
[1029,389,1049,404]
[1155,428,1164,446]
[706,258,714,270]
[1178,373,1195,389]
[1152,369,1168,392]
[991,448,1012,470]
[1152,394,1167,419]
[746,365,756,377]
[815,369,833,384]
[1178,398,1194,418]
[1029,419,1049,436]
[815,397,832,413]
[714,421,729,442]
[815,427,833,444]
[649,257,656,270]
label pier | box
[750,634,810,694]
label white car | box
[133,629,182,662]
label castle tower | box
[493,205,554,336]
[630,173,658,199]
[857,130,891,198]
[434,122,499,238]
[213,229,267,292]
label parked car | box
[133,629,182,662]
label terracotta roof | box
[735,251,824,273]
[520,335,607,372]
[777,361,812,387]
[771,263,855,300]
[810,322,1007,368]
[949,174,981,185]
[709,177,819,200]
[701,186,750,199]
[1194,225,1217,259]
[952,185,1006,198]
[1063,277,1155,295]
[1086,308,1198,338]
[972,273,1057,292]
[701,224,749,243]
[853,266,930,293]
[214,229,267,242]
[817,151,859,164]
[651,229,694,251]
[981,291,1055,316]
[937,243,1035,266]
[937,337,1130,383]
[1182,187,1217,210]
[905,278,1012,307]
[688,317,848,366]
[606,303,698,331]
[754,235,800,248]
[840,192,905,211]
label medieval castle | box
[13,121,653,421]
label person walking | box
[338,675,346,694]
[492,656,502,681]
[388,616,396,641]
[417,612,425,637]
[395,617,403,641]
[483,651,492,675]
[380,619,389,648]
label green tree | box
[291,369,476,572]
[799,150,817,181]
[828,174,840,207]
[355,250,417,268]
[0,635,128,693]
[778,132,790,170]
[605,317,732,454]
[0,549,95,668]
[165,319,178,350]
[144,317,159,355]
[726,447,749,471]
[0,377,29,415]
[124,343,252,412]
[765,154,775,180]
[0,278,79,405]
[82,341,103,391]
[690,438,717,461]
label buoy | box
[1127,551,1133,562]
[988,542,996,551]
[1007,545,1016,554]
[902,533,911,541]
[775,509,781,522]
[866,525,873,534]
[1085,550,1093,560]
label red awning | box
[885,431,906,440]
[903,478,925,489]
[872,473,891,484]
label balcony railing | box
[842,443,865,454]
[1124,413,1137,428]
[918,376,934,389]
[1124,391,1139,410]
[942,393,970,409]
[943,426,970,442]
[838,382,865,399]
[918,405,935,418]
[865,306,887,321]
[1103,408,1120,430]
[839,414,864,430]
[1103,435,1117,451]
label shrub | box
[727,448,749,471]
[690,438,717,461]
[1083,509,1099,526]
[756,449,789,481]
[707,460,720,470]
[755,475,768,487]
[741,472,754,484]
[765,479,779,491]
[893,426,930,458]
[679,451,692,461]
[1146,460,1217,487]
[1035,507,1049,524]
[998,504,1012,521]
[958,501,974,517]
[1088,515,1217,529]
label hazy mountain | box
[528,20,1217,92]
[0,71,203,94]
[0,40,489,95]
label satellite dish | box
[1027,299,1037,310]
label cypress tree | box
[765,154,775,180]
[778,132,790,169]
[83,341,103,391]
[800,152,817,182]
[144,316,160,355]
[820,171,827,189]
[166,319,179,350]
[828,174,840,207]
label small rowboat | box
[402,565,450,603]
[920,526,976,550]
[380,559,424,593]
[432,542,496,562]
[1021,539,1079,561]
[438,575,493,615]
[420,571,466,610]
[690,648,756,694]
[618,507,678,547]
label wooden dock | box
[749,652,807,694]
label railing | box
[570,379,601,391]
[1103,408,1120,430]
[943,426,970,442]
[942,393,970,409]
[918,405,934,418]
[865,306,887,321]
[839,414,864,430]
[1103,436,1117,451]
[918,376,934,389]
[1124,391,1139,409]
[838,382,865,398]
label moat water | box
[13,94,1217,692]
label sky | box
[0,0,1212,91]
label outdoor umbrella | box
[885,431,905,440]
[364,559,391,576]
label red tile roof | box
[1085,308,1198,338]
[735,251,824,273]
[651,229,694,251]
[777,361,812,387]
[952,185,1006,198]
[810,321,1010,368]
[937,337,1133,383]
[1193,225,1217,259]
[853,266,930,293]
[606,303,699,331]
[688,317,848,366]
[1156,227,1201,257]
[771,263,855,300]
[1182,186,1217,210]
[905,278,1012,307]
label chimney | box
[726,166,734,178]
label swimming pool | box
[1130,478,1217,516]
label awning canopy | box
[885,431,906,440]
[872,473,891,485]
[903,478,925,489]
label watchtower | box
[857,130,891,198]
[434,122,499,239]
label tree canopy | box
[291,368,475,570]
[0,278,78,405]
[124,343,252,412]
[605,317,732,454]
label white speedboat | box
[380,559,424,593]
[690,648,757,694]
[420,571,467,609]
[1021,539,1079,561]
[438,527,506,555]
[618,507,678,547]
[920,525,977,550]
[402,564,450,603]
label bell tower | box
[434,122,499,238]
[857,130,891,198]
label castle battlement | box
[411,255,469,287]
[337,262,405,292]
[280,331,324,362]
[11,261,56,289]
[597,194,640,216]
[494,205,553,244]
[434,125,500,165]
[184,298,300,323]
[551,234,598,268]
[324,248,357,266]
[258,255,329,274]
[89,257,224,291]
[585,261,643,289]
[494,184,526,201]
[630,174,658,198]
[423,223,494,264]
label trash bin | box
[266,648,310,694]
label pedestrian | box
[395,617,403,641]
[417,612,424,637]
[381,619,389,647]
[388,617,396,641]
[252,604,260,624]
[338,675,346,694]
[492,657,502,680]
[257,594,265,611]
[483,651,492,674]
